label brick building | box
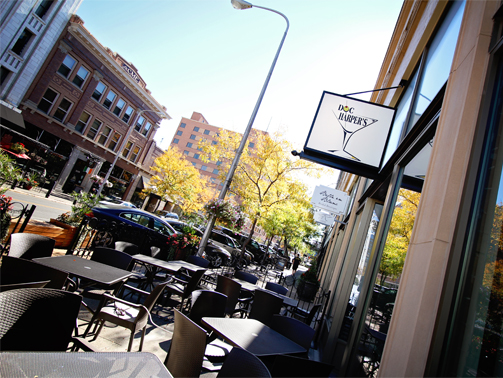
[9,14,170,205]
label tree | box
[0,151,21,192]
[379,189,420,284]
[146,147,208,213]
[200,130,324,254]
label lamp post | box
[197,0,289,256]
[95,109,169,197]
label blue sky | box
[77,0,403,188]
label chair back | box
[114,241,139,255]
[265,281,288,296]
[186,255,210,268]
[8,233,55,260]
[0,288,82,351]
[216,275,241,315]
[217,347,271,378]
[165,309,207,378]
[150,246,162,258]
[234,271,258,284]
[305,304,322,326]
[268,354,334,378]
[182,269,207,296]
[91,247,134,271]
[270,314,315,351]
[189,290,227,328]
[136,281,170,329]
[0,256,69,290]
[248,289,283,327]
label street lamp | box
[197,0,289,256]
[95,109,170,197]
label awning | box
[0,124,51,150]
[1,147,30,160]
[0,104,25,129]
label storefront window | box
[441,54,503,377]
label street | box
[4,189,72,222]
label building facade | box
[305,1,503,376]
[6,14,170,204]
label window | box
[180,123,186,128]
[135,116,144,132]
[216,161,222,166]
[183,150,189,155]
[108,132,121,151]
[122,141,133,157]
[186,142,193,148]
[130,146,140,162]
[0,67,11,86]
[173,138,179,144]
[57,55,76,78]
[249,142,255,148]
[97,126,112,145]
[194,153,200,160]
[72,66,89,88]
[142,122,152,137]
[212,141,217,145]
[87,119,102,140]
[11,29,33,56]
[176,130,183,136]
[75,111,91,134]
[52,98,72,122]
[103,90,116,110]
[194,126,200,132]
[197,146,202,151]
[122,106,134,123]
[113,99,125,116]
[120,213,151,228]
[35,0,54,18]
[201,165,207,171]
[153,219,174,236]
[190,134,196,140]
[37,88,58,114]
[92,82,107,102]
[192,162,197,167]
[204,130,210,135]
[213,169,219,174]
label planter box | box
[8,219,78,248]
[297,280,319,302]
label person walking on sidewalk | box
[292,254,301,274]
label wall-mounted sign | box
[302,91,395,179]
[314,211,336,226]
[122,63,141,84]
[311,185,349,215]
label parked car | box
[157,210,179,219]
[209,230,253,268]
[88,204,177,256]
[163,219,231,268]
[234,233,267,263]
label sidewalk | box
[3,183,75,205]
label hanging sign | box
[302,91,395,179]
[314,211,336,226]
[311,185,349,215]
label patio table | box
[232,278,299,308]
[0,351,172,378]
[202,317,306,357]
[34,255,133,287]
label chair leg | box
[139,327,146,351]
[92,319,105,341]
[128,330,135,352]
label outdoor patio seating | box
[270,314,315,353]
[0,288,93,351]
[288,304,321,327]
[8,233,55,260]
[216,275,241,316]
[162,268,207,311]
[0,256,72,290]
[248,289,283,327]
[86,280,170,352]
[114,241,139,255]
[265,281,288,296]
[164,309,207,378]
[189,290,227,329]
[217,347,271,378]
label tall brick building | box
[7,14,170,205]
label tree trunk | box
[240,217,258,262]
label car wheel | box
[211,255,223,268]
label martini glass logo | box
[328,103,378,161]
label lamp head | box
[231,0,253,10]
